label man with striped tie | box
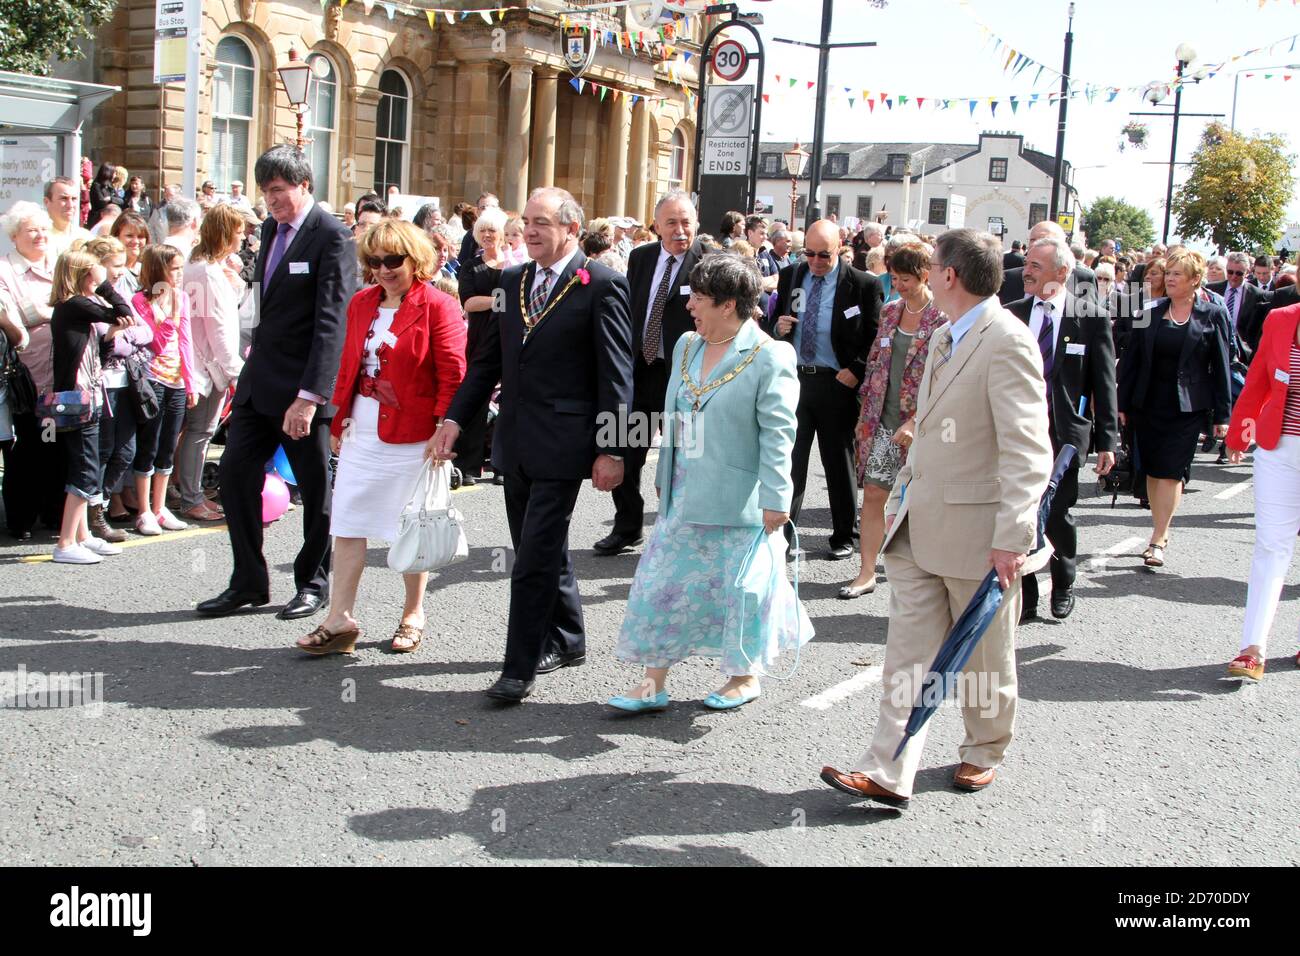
[820,229,1051,808]
[432,187,633,703]
[1207,251,1269,363]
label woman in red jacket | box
[1224,302,1300,680]
[296,220,467,657]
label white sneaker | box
[136,512,162,536]
[83,536,122,556]
[156,507,189,531]
[53,543,103,564]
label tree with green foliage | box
[1172,123,1295,254]
[0,0,117,76]
[1081,196,1155,252]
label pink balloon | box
[261,473,291,523]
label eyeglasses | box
[802,250,835,260]
[365,254,408,271]
[1226,269,1245,277]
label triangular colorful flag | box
[898,94,908,105]
[426,10,436,28]
[917,97,925,109]
[1009,97,1019,114]
[443,10,454,24]
[383,2,394,19]
[968,100,977,116]
[807,81,815,89]
[762,94,770,103]
[789,78,796,88]
[868,100,875,113]
[990,99,999,116]
[361,0,372,12]
[479,10,493,25]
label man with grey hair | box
[595,188,702,555]
[161,197,200,258]
[148,184,181,244]
[433,186,634,702]
[999,218,1100,313]
[822,227,1052,807]
[1208,250,1268,362]
[1006,235,1118,622]
[851,220,885,271]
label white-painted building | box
[754,131,1079,246]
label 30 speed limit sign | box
[711,39,749,82]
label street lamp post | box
[1162,43,1196,244]
[1231,63,1300,131]
[783,141,809,227]
[277,47,312,150]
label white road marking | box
[1214,479,1253,501]
[800,665,884,711]
[1083,536,1145,572]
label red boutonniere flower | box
[577,268,591,286]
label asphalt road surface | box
[1,445,1296,866]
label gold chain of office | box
[680,335,765,416]
[520,271,583,338]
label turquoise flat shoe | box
[607,690,670,712]
[701,688,761,710]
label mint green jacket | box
[655,321,799,526]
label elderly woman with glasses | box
[295,220,467,657]
[609,252,808,713]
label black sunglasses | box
[365,254,408,271]
[802,250,835,260]
[1226,269,1245,276]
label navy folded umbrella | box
[893,444,1078,760]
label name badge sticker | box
[880,336,892,349]
[844,305,862,318]
[1066,343,1086,356]
[289,262,310,275]
[379,329,399,349]
[679,286,691,295]
[1276,368,1291,384]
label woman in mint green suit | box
[611,252,810,712]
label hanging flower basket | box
[1120,121,1149,151]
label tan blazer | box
[882,296,1053,580]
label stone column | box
[603,93,631,217]
[530,69,558,189]
[627,96,651,225]
[503,65,534,210]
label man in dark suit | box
[1002,240,1025,270]
[595,190,702,555]
[999,221,1101,315]
[1208,252,1271,361]
[771,219,882,559]
[198,145,356,620]
[433,186,634,703]
[1007,236,1118,621]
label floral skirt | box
[616,456,813,676]
[858,426,905,490]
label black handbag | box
[123,350,160,421]
[1,338,37,416]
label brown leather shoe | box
[819,766,909,808]
[952,762,996,791]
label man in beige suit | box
[820,228,1053,809]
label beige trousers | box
[852,523,1021,798]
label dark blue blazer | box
[445,249,634,480]
[1117,297,1233,424]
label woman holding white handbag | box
[295,221,467,656]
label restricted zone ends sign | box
[711,40,749,82]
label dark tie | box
[1037,301,1055,390]
[642,254,677,364]
[800,274,825,364]
[1226,285,1238,322]
[262,222,293,289]
[528,267,553,323]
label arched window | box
[669,127,687,191]
[305,53,337,202]
[374,69,410,195]
[211,37,256,192]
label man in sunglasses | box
[770,219,882,560]
[1207,251,1269,364]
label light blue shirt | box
[798,261,839,369]
[947,296,993,352]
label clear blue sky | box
[716,0,1300,243]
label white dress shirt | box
[1028,287,1068,351]
[531,245,580,304]
[643,246,684,360]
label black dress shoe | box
[492,473,506,486]
[1050,588,1075,619]
[1019,604,1039,625]
[197,588,271,617]
[826,543,855,560]
[593,532,643,555]
[8,529,32,541]
[484,676,534,702]
[536,649,587,674]
[276,591,328,620]
[460,473,478,487]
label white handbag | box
[387,460,469,573]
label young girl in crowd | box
[82,237,154,544]
[130,245,197,536]
[48,249,136,564]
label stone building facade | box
[83,0,701,220]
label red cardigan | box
[330,282,467,444]
[1226,303,1300,452]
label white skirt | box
[330,394,427,541]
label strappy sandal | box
[1143,540,1168,567]
[390,622,423,654]
[1227,654,1264,681]
[296,624,361,656]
